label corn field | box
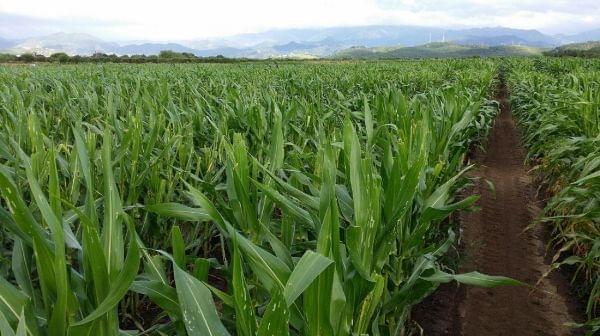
[510,58,600,333]
[0,59,549,335]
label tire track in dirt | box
[412,81,584,335]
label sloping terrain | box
[334,42,542,59]
[544,41,600,57]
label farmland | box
[0,59,597,335]
[510,58,600,333]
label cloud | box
[0,13,126,40]
[0,0,598,40]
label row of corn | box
[509,58,600,334]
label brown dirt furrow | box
[412,82,584,335]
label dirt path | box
[412,81,584,335]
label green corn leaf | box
[421,270,524,288]
[257,287,289,336]
[254,161,319,211]
[364,96,374,147]
[0,312,15,336]
[259,221,294,269]
[330,271,349,336]
[420,195,479,223]
[185,183,291,291]
[15,310,28,336]
[171,226,185,269]
[0,206,31,247]
[0,277,28,327]
[72,223,140,327]
[354,274,385,335]
[130,281,181,318]
[422,165,473,211]
[283,250,333,306]
[101,128,125,278]
[303,262,334,336]
[231,229,291,293]
[346,225,371,280]
[147,203,211,222]
[193,258,210,282]
[232,240,257,336]
[343,118,367,229]
[252,179,314,229]
[204,284,234,308]
[69,206,110,306]
[0,166,48,248]
[184,182,228,233]
[173,263,230,336]
[72,126,98,224]
[17,148,69,336]
[11,239,35,305]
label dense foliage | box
[0,60,513,335]
[0,51,234,64]
[510,58,600,333]
[334,42,542,59]
[543,41,600,58]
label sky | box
[1,0,599,41]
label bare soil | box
[412,82,585,335]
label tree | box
[159,50,197,59]
[18,53,35,63]
[50,52,70,63]
[0,53,17,62]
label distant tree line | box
[543,46,600,58]
[0,50,245,64]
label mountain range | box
[1,25,599,59]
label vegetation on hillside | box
[334,42,542,59]
[543,41,600,57]
[1,43,548,64]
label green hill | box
[543,41,600,57]
[334,42,542,59]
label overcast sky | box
[1,0,599,40]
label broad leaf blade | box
[173,264,230,336]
